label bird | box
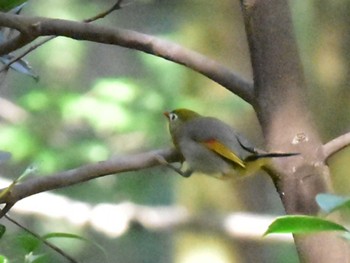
[162,108,299,179]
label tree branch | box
[0,0,126,72]
[0,148,181,207]
[0,12,254,103]
[0,33,34,55]
[323,132,350,162]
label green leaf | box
[0,224,5,239]
[43,232,109,262]
[264,215,348,236]
[18,234,41,253]
[316,193,350,213]
[42,232,85,241]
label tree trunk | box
[239,0,350,262]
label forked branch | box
[0,12,254,103]
[0,0,126,72]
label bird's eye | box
[169,113,178,121]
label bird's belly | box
[180,141,231,175]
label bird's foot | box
[155,155,192,178]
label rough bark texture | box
[240,0,350,262]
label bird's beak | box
[163,111,170,119]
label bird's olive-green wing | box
[201,139,246,168]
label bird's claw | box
[155,155,192,178]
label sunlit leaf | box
[0,224,6,239]
[0,255,9,263]
[316,193,350,213]
[264,215,348,236]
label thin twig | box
[0,202,14,218]
[84,0,124,22]
[323,132,350,162]
[4,214,78,263]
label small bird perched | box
[163,108,299,179]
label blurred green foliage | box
[0,0,349,263]
[0,0,26,12]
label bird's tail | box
[237,137,300,162]
[245,152,299,162]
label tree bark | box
[240,0,350,262]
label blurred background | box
[0,0,349,262]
